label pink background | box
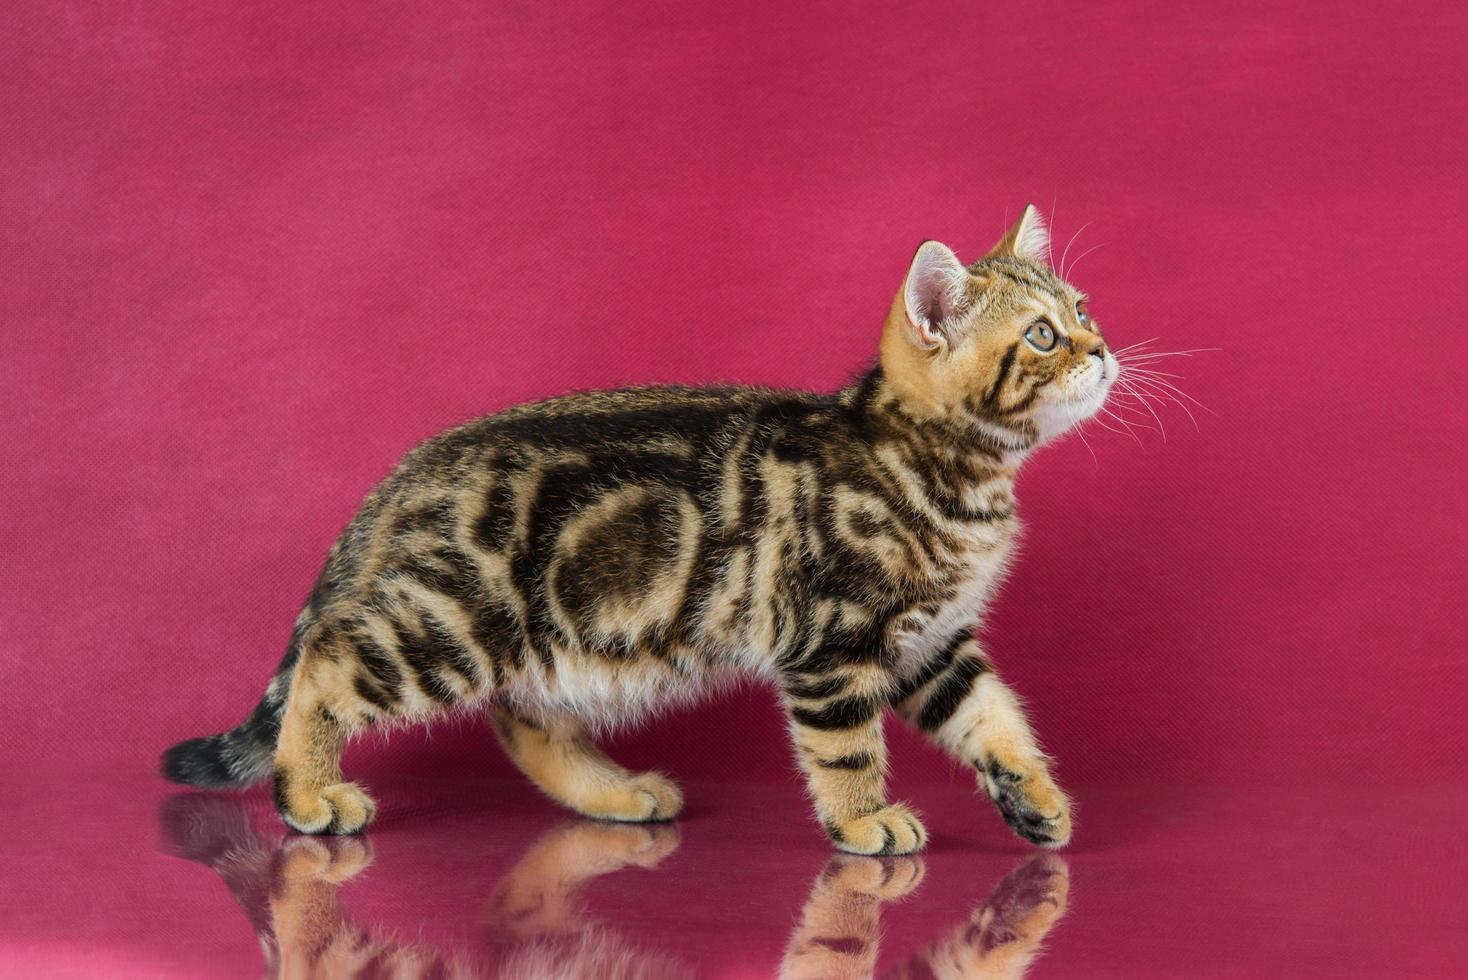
[3,1,1466,975]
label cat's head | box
[879,206,1117,448]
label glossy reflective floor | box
[4,774,1464,977]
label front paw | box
[980,758,1072,847]
[825,803,928,856]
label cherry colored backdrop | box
[3,1,1465,976]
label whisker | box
[1119,366,1188,381]
[1120,376,1199,429]
[1105,402,1159,427]
[1111,382,1168,439]
[1059,221,1092,280]
[1111,382,1167,406]
[1055,386,1100,466]
[1091,410,1146,445]
[1073,422,1099,468]
[1123,371,1212,414]
[1103,403,1156,431]
[1119,347,1219,360]
[1047,192,1058,269]
[1103,410,1162,431]
[1063,241,1106,278]
[1100,342,1216,440]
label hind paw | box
[280,781,377,835]
[577,772,684,823]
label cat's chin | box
[1032,384,1112,443]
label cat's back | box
[385,382,845,499]
[319,381,849,610]
[305,380,856,698]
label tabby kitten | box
[163,205,1117,855]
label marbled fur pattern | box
[162,206,1117,854]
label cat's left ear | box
[986,203,1050,265]
[901,241,970,349]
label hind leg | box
[491,707,682,822]
[273,651,377,835]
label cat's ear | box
[986,203,1050,265]
[902,241,970,349]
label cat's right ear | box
[901,241,968,350]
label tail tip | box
[161,735,240,788]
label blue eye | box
[1024,320,1056,351]
[1076,303,1090,325]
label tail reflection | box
[781,853,1069,980]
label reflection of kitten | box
[163,205,1112,853]
[163,794,1067,979]
[780,856,927,979]
[780,853,1069,980]
[160,795,692,979]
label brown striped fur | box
[162,206,1119,853]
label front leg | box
[896,635,1072,846]
[783,666,927,856]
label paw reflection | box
[781,856,926,979]
[160,794,691,979]
[782,852,1069,980]
[897,853,1068,979]
[483,821,680,943]
[162,794,1068,979]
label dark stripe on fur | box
[791,695,880,730]
[891,631,968,706]
[983,343,1020,409]
[917,656,991,731]
[786,675,849,700]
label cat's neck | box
[843,366,1027,490]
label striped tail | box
[160,644,301,789]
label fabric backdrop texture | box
[2,0,1465,975]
